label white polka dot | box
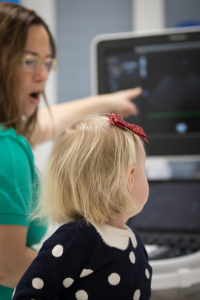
[129,251,136,264]
[145,268,150,279]
[108,273,120,285]
[63,277,74,288]
[133,289,141,300]
[75,290,88,300]
[52,244,63,257]
[80,269,93,277]
[32,278,44,289]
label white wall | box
[132,0,165,31]
[22,0,57,172]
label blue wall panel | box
[0,0,20,3]
[56,0,132,103]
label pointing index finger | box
[124,87,143,99]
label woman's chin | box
[21,107,37,118]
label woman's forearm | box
[0,247,37,288]
[0,225,38,288]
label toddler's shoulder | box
[126,225,149,257]
[42,220,97,251]
[127,225,144,244]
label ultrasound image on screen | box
[127,181,200,232]
[105,41,200,137]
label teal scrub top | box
[0,126,47,300]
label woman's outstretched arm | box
[30,87,142,145]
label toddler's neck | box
[107,212,126,230]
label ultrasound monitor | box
[91,27,200,156]
[127,179,200,259]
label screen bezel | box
[91,27,200,156]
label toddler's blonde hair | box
[35,114,138,225]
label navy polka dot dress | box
[13,220,152,300]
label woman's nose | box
[33,64,48,82]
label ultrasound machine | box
[91,26,200,300]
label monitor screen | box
[127,180,200,233]
[92,28,200,156]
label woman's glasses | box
[22,54,57,74]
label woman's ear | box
[127,165,135,193]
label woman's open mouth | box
[29,92,41,105]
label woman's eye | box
[23,57,39,70]
[25,59,36,66]
[44,60,53,71]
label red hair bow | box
[106,113,149,143]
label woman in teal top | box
[0,2,141,299]
[0,127,47,299]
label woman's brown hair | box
[0,2,56,140]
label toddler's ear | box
[127,165,135,193]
